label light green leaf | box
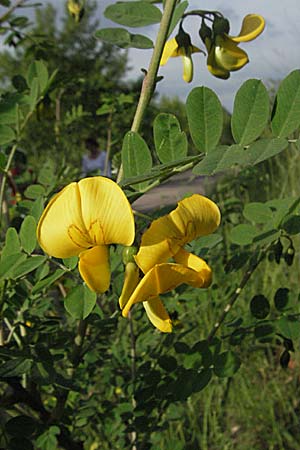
[24,184,45,199]
[231,79,269,145]
[213,351,241,378]
[244,138,288,165]
[1,227,21,259]
[277,316,300,340]
[0,124,15,145]
[193,145,241,175]
[0,253,26,280]
[0,358,32,378]
[271,70,300,137]
[122,131,152,191]
[27,60,49,94]
[154,113,187,163]
[29,77,39,111]
[186,87,223,153]
[229,224,258,246]
[95,27,153,49]
[31,269,64,294]
[64,285,97,320]
[12,255,47,279]
[19,215,37,254]
[243,202,273,224]
[104,2,162,27]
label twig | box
[0,0,26,23]
[128,311,137,450]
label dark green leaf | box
[24,184,45,199]
[27,60,48,93]
[167,0,188,37]
[280,350,290,369]
[154,113,187,163]
[282,215,300,234]
[250,294,270,319]
[5,415,36,437]
[95,27,153,49]
[31,269,65,293]
[244,138,288,165]
[104,2,162,27]
[19,215,37,254]
[213,351,241,377]
[231,79,269,145]
[271,70,300,137]
[274,288,290,311]
[64,285,96,319]
[0,358,32,378]
[122,131,152,191]
[186,87,223,153]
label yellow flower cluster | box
[37,177,220,332]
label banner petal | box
[37,182,91,258]
[230,14,265,43]
[78,177,135,247]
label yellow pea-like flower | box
[37,177,135,293]
[206,14,265,79]
[119,194,221,333]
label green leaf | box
[104,1,162,27]
[153,113,187,163]
[213,351,241,378]
[64,285,97,320]
[0,253,26,280]
[1,227,21,259]
[19,215,37,254]
[271,70,300,137]
[29,77,39,111]
[36,427,59,450]
[167,0,188,37]
[229,224,258,246]
[186,87,223,153]
[231,79,269,145]
[277,316,300,340]
[27,60,49,93]
[95,28,153,49]
[122,131,152,191]
[12,255,47,279]
[274,288,290,311]
[0,358,32,378]
[282,214,300,234]
[24,184,45,199]
[245,137,288,165]
[63,256,78,270]
[31,269,64,294]
[243,202,273,224]
[0,124,15,144]
[5,415,36,437]
[250,294,270,319]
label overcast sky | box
[1,0,300,111]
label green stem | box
[117,0,178,183]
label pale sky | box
[1,1,300,111]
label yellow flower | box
[119,194,221,333]
[206,14,265,79]
[67,0,85,23]
[160,30,202,83]
[37,177,135,293]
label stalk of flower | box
[119,194,221,333]
[37,176,135,293]
[160,26,203,83]
[201,14,265,79]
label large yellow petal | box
[78,177,135,246]
[122,263,209,317]
[230,14,265,43]
[37,182,91,258]
[160,38,178,65]
[135,194,221,273]
[173,248,212,288]
[78,245,110,293]
[143,297,172,333]
[214,36,248,71]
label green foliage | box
[104,1,162,27]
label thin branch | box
[0,0,26,23]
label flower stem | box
[117,0,178,183]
